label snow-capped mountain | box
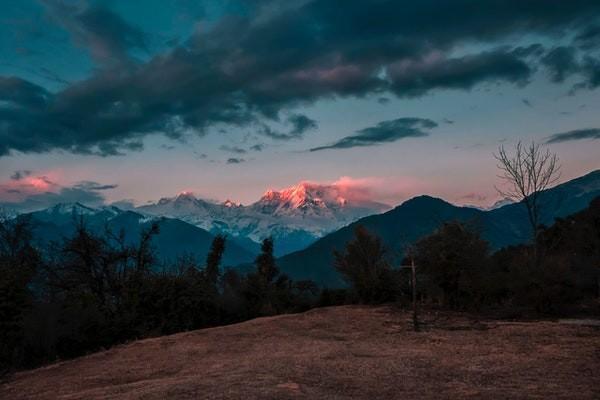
[137,181,390,255]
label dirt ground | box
[1,305,599,399]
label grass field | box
[2,305,599,399]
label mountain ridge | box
[137,181,390,256]
[277,170,600,287]
[22,204,257,268]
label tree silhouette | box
[333,226,397,303]
[413,222,489,309]
[256,237,278,284]
[494,141,560,255]
[205,234,226,286]
[0,216,40,373]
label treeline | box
[0,219,317,373]
[333,197,600,313]
[2,198,599,373]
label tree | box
[205,234,226,286]
[494,141,560,250]
[333,226,398,303]
[413,222,489,309]
[256,237,278,284]
[0,216,40,372]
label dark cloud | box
[227,157,245,164]
[522,98,533,107]
[546,128,600,143]
[73,181,118,191]
[387,48,534,97]
[575,24,600,49]
[377,97,391,105]
[579,56,600,89]
[250,143,265,151]
[259,114,318,140]
[310,117,437,151]
[443,118,454,124]
[219,145,247,154]
[541,46,579,83]
[0,77,51,108]
[41,0,147,66]
[10,170,32,181]
[289,114,318,136]
[2,1,600,156]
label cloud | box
[288,114,318,137]
[522,98,533,107]
[377,97,391,105]
[1,1,600,156]
[260,114,318,140]
[546,128,600,143]
[250,143,266,151]
[10,170,32,181]
[387,48,535,97]
[73,181,118,191]
[227,157,245,164]
[0,173,119,213]
[575,24,600,49]
[310,117,436,151]
[41,0,147,66]
[579,56,600,90]
[541,46,579,83]
[285,175,427,206]
[220,145,247,154]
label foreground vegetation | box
[1,197,599,374]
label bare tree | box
[494,141,561,246]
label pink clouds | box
[0,172,61,202]
[0,171,117,213]
[331,175,428,205]
[262,175,428,208]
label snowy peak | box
[222,199,241,208]
[136,180,391,255]
[253,181,380,217]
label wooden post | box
[411,258,419,332]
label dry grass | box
[1,305,599,399]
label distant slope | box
[278,170,600,287]
[24,204,257,268]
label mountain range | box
[136,181,389,256]
[277,170,600,286]
[12,170,600,285]
[24,203,256,268]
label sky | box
[1,0,599,211]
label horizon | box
[7,167,599,215]
[1,1,600,212]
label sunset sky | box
[1,0,599,211]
